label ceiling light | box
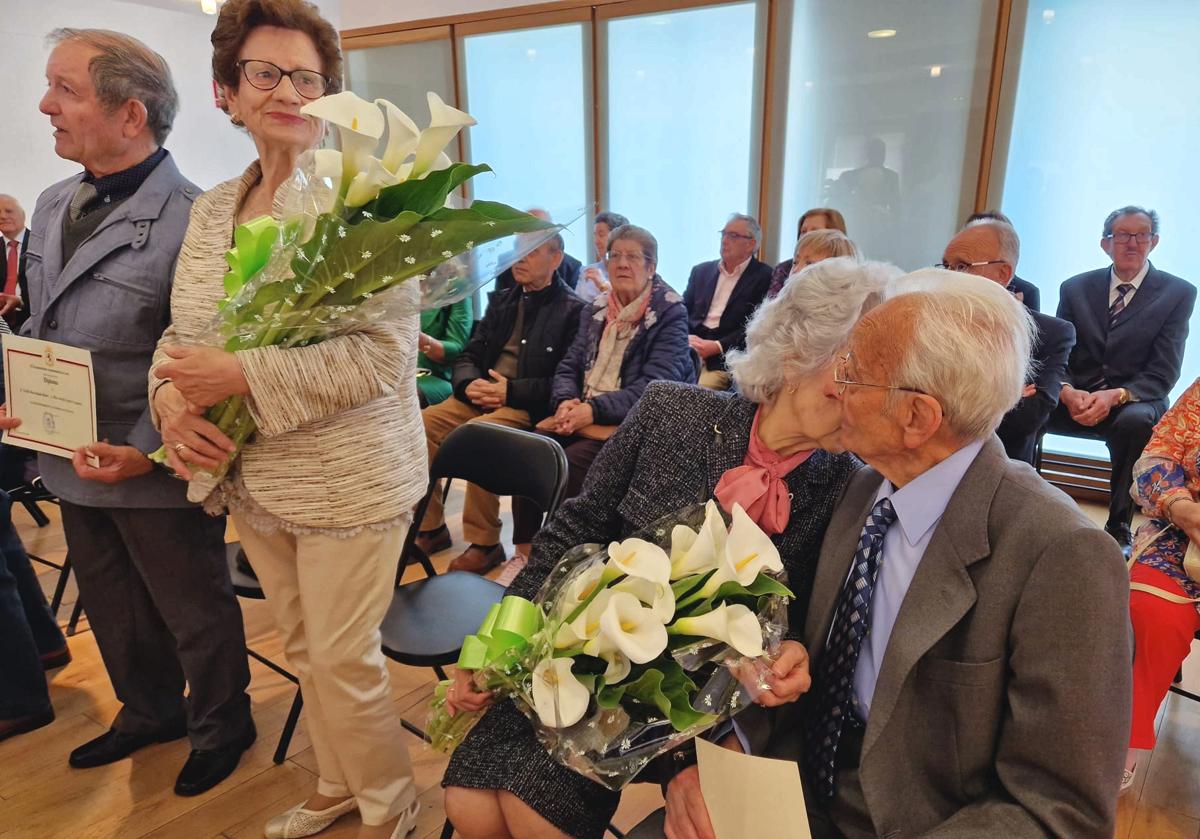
[867,29,897,39]
[929,65,943,78]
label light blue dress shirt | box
[849,439,985,719]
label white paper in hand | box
[696,737,812,839]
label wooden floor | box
[2,492,1197,839]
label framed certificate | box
[2,334,99,461]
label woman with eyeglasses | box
[440,257,899,839]
[146,2,423,837]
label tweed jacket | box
[508,381,861,638]
[742,436,1131,838]
[24,154,200,508]
[550,276,693,425]
[148,162,427,530]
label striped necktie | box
[804,496,897,800]
[1109,283,1134,328]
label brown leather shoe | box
[415,524,452,556]
[40,645,71,671]
[0,707,54,743]
[448,544,505,575]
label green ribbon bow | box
[458,595,543,670]
[222,215,280,303]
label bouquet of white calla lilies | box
[428,500,795,790]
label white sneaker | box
[1120,765,1137,795]
[264,797,358,838]
[388,801,420,838]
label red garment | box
[714,408,813,536]
[4,240,17,296]
[1129,564,1200,749]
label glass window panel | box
[778,0,997,269]
[605,3,759,290]
[463,23,590,298]
[1001,1,1200,456]
[345,39,457,133]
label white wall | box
[340,0,556,31]
[0,0,340,217]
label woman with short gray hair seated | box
[439,257,899,839]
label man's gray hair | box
[727,257,900,403]
[727,213,761,244]
[888,268,1034,441]
[965,218,1020,267]
[1103,205,1160,237]
[48,28,178,145]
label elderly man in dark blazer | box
[682,213,773,390]
[0,195,31,332]
[942,220,1075,464]
[10,29,253,795]
[644,272,1130,839]
[1051,205,1197,553]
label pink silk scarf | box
[714,408,814,535]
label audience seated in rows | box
[1126,377,1200,793]
[767,228,859,299]
[642,270,1131,839]
[416,298,473,408]
[0,195,31,333]
[770,206,847,292]
[441,257,896,839]
[507,223,694,575]
[417,233,585,575]
[965,209,1040,311]
[1051,205,1197,554]
[494,208,582,293]
[683,213,774,391]
[940,220,1075,465]
[576,210,630,303]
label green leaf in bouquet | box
[682,573,794,617]
[596,661,714,732]
[671,571,713,602]
[369,162,493,218]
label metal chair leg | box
[274,687,304,764]
[433,664,448,682]
[67,599,84,636]
[440,819,454,839]
[49,554,72,618]
[22,498,50,527]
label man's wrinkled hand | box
[72,442,153,484]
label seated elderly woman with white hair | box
[438,256,900,839]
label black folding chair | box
[226,542,304,765]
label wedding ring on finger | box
[173,443,189,454]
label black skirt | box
[442,699,620,839]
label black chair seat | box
[226,542,263,599]
[381,572,505,667]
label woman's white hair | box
[887,268,1035,441]
[727,257,900,403]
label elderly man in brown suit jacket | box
[637,270,1131,839]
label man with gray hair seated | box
[683,213,774,390]
[645,270,1130,839]
[5,27,253,794]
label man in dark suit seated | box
[0,195,31,332]
[644,273,1130,839]
[965,210,1040,311]
[1051,205,1197,554]
[682,213,773,390]
[941,219,1074,464]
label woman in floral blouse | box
[1126,377,1200,792]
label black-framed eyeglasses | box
[1105,231,1155,245]
[237,59,330,100]
[935,259,1007,273]
[719,230,756,241]
[833,352,928,397]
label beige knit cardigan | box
[149,162,428,531]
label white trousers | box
[234,513,416,825]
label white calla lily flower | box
[670,500,727,579]
[669,603,765,658]
[300,91,386,187]
[604,538,671,586]
[376,98,420,174]
[698,504,783,596]
[590,591,667,665]
[601,650,631,684]
[556,563,606,621]
[613,574,675,624]
[411,92,475,177]
[343,156,402,208]
[531,657,590,728]
[561,587,616,649]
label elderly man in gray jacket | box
[644,271,1131,839]
[6,28,253,796]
